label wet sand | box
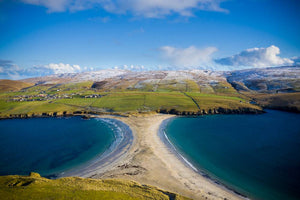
[66,114,243,200]
[59,118,133,177]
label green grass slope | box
[0,92,263,118]
[246,92,300,113]
[0,173,190,200]
[0,79,34,92]
[0,79,264,118]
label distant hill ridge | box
[0,79,34,92]
[1,65,299,116]
[19,65,300,94]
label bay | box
[0,117,115,177]
[165,110,300,200]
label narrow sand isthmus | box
[73,114,243,200]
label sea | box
[0,117,116,177]
[164,110,300,200]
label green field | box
[0,80,263,118]
[0,173,190,200]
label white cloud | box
[107,0,228,18]
[21,0,70,12]
[44,63,81,74]
[0,61,89,79]
[0,59,22,79]
[20,0,228,17]
[291,56,300,65]
[215,45,294,68]
[160,46,218,68]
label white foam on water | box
[163,131,198,172]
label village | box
[9,92,102,102]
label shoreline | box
[0,105,265,121]
[158,117,248,199]
[56,117,134,178]
[1,114,246,199]
[85,114,244,200]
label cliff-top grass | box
[0,92,262,117]
[0,173,190,200]
[0,80,263,118]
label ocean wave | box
[163,131,198,172]
[96,118,124,140]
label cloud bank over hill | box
[160,46,218,69]
[44,63,81,74]
[291,56,300,65]
[20,0,228,17]
[0,61,89,79]
[215,45,294,68]
[159,45,295,70]
[1,45,298,79]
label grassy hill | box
[246,92,300,112]
[0,79,34,92]
[0,67,294,115]
[0,173,190,200]
[0,90,262,118]
[0,71,266,118]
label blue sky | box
[0,0,300,79]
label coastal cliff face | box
[0,106,264,120]
[0,111,72,119]
[157,107,264,115]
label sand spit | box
[67,114,243,200]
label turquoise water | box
[0,117,115,177]
[165,110,300,200]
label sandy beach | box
[67,114,243,200]
[59,118,134,178]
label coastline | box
[1,114,247,199]
[0,105,264,121]
[158,117,248,199]
[82,114,243,200]
[56,118,134,178]
[158,117,200,173]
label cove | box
[0,117,118,177]
[164,110,300,200]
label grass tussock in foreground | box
[0,173,190,200]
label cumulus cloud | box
[160,46,218,68]
[43,63,81,74]
[20,0,228,17]
[0,59,23,79]
[0,61,87,79]
[215,45,294,68]
[291,56,300,65]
